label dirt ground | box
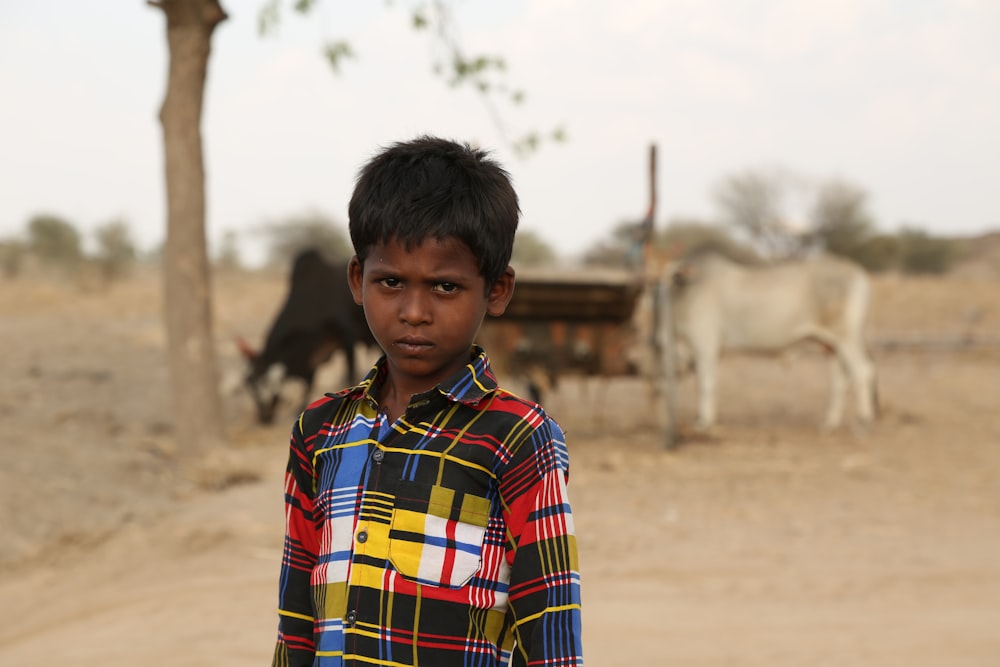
[1,264,998,666]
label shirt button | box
[357,530,368,544]
[372,449,384,463]
[346,610,357,625]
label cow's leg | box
[823,354,848,432]
[693,345,719,431]
[840,341,876,428]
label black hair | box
[348,135,520,287]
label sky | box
[1,1,998,265]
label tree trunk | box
[153,0,228,460]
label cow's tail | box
[872,368,881,421]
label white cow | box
[656,251,877,431]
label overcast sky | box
[1,1,998,264]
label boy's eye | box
[435,282,459,293]
[379,277,401,288]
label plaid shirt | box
[272,347,583,667]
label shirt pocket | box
[389,481,491,589]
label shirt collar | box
[352,345,498,410]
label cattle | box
[236,249,377,424]
[655,250,877,432]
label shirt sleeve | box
[501,417,584,666]
[272,415,321,667]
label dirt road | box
[1,269,998,666]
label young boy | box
[272,136,583,667]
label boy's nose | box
[399,290,432,324]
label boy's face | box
[348,236,514,398]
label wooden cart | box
[477,267,645,385]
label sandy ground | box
[1,266,998,666]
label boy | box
[272,136,583,667]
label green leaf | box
[257,0,280,36]
[323,40,355,74]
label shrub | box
[94,219,137,281]
[850,234,901,273]
[27,214,82,268]
[897,228,954,275]
[657,220,759,264]
[511,230,556,268]
[0,239,27,278]
[259,211,352,268]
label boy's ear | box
[347,256,364,306]
[486,266,516,317]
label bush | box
[27,214,82,268]
[849,234,901,273]
[0,239,27,278]
[657,220,759,263]
[93,219,137,281]
[582,219,759,270]
[259,211,353,268]
[581,220,642,268]
[511,230,557,268]
[897,228,954,275]
[809,179,876,264]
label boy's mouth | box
[394,335,433,354]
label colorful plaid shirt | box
[272,347,583,667]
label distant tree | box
[27,214,83,268]
[807,179,877,264]
[93,219,137,281]
[655,219,759,264]
[581,221,640,268]
[897,227,954,274]
[712,167,806,260]
[577,218,738,270]
[511,230,557,268]
[260,211,353,269]
[852,234,901,273]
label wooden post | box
[641,142,679,448]
[640,144,657,272]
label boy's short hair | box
[348,135,520,287]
